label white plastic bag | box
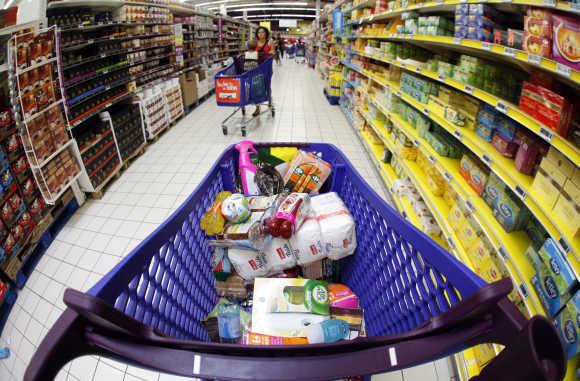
[290,217,326,265]
[262,237,296,273]
[311,193,357,260]
[227,248,269,280]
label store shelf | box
[70,91,131,127]
[16,57,58,76]
[345,58,580,264]
[30,140,75,169]
[57,20,174,32]
[356,34,580,88]
[352,49,580,166]
[345,0,377,13]
[61,32,172,52]
[24,100,63,124]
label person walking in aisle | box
[252,26,273,117]
[276,34,285,61]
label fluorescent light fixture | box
[223,7,316,12]
[233,14,316,18]
[208,2,309,9]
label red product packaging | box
[491,133,518,158]
[21,177,36,198]
[4,133,20,154]
[1,201,14,224]
[28,197,44,216]
[519,81,573,136]
[12,156,29,175]
[0,108,12,128]
[0,280,7,303]
[2,233,15,253]
[523,33,551,57]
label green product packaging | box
[553,291,580,359]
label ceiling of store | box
[185,0,334,21]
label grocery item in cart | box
[221,194,251,224]
[215,211,269,250]
[227,247,269,280]
[283,150,331,194]
[262,237,296,272]
[200,191,232,235]
[268,193,312,239]
[305,319,350,344]
[290,216,325,265]
[311,193,357,260]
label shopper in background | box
[252,26,274,116]
[276,34,285,61]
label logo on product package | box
[544,275,559,299]
[549,258,561,275]
[564,319,577,344]
[216,77,241,103]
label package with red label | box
[523,33,551,57]
[519,81,573,136]
[21,177,36,199]
[514,131,544,175]
[268,193,312,239]
[283,150,332,194]
[9,193,26,218]
[262,237,296,273]
[12,155,29,176]
[0,168,13,191]
[4,133,21,156]
[290,215,326,265]
[552,14,580,71]
[28,197,45,219]
[1,233,15,256]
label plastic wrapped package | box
[290,217,326,265]
[228,248,270,280]
[263,237,296,273]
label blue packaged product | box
[477,105,498,127]
[455,24,468,38]
[455,13,469,26]
[476,122,494,142]
[526,239,578,317]
[467,28,493,42]
[493,188,530,232]
[455,4,469,15]
[467,14,495,28]
[553,291,580,359]
[0,169,13,191]
[495,116,518,142]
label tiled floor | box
[0,58,454,381]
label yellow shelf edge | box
[352,49,579,166]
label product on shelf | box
[553,290,580,359]
[107,103,146,161]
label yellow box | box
[443,186,458,207]
[427,95,446,116]
[546,147,575,179]
[564,180,580,205]
[459,221,482,252]
[469,238,493,270]
[553,189,580,237]
[473,343,496,369]
[530,167,562,210]
[477,255,509,283]
[448,202,467,232]
[427,174,445,196]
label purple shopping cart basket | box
[215,56,273,108]
[25,143,565,381]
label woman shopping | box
[252,26,273,116]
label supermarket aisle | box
[0,60,448,381]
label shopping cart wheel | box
[222,125,228,135]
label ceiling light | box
[208,2,309,9]
[223,7,316,12]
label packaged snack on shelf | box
[494,188,530,232]
[524,16,553,38]
[523,33,551,57]
[283,150,332,194]
[527,239,577,316]
[519,81,573,137]
[552,186,580,238]
[525,217,550,251]
[551,14,580,71]
[553,290,580,359]
[514,131,544,175]
[448,201,468,232]
[469,237,494,270]
[473,343,496,369]
[491,132,518,158]
[443,186,458,207]
[227,247,269,280]
[482,173,506,211]
[458,219,483,253]
[311,193,357,260]
[263,237,296,273]
[459,154,488,196]
[252,278,330,337]
[420,216,441,238]
[530,166,563,210]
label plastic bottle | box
[305,319,350,344]
[235,140,260,195]
[217,302,242,343]
[200,191,232,235]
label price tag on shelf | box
[97,21,103,25]
[102,70,109,74]
[481,153,492,166]
[496,101,508,114]
[556,63,571,77]
[504,47,516,57]
[464,85,474,95]
[437,74,446,81]
[460,0,468,3]
[400,63,407,68]
[465,200,475,213]
[435,0,444,3]
[453,38,462,45]
[428,155,436,164]
[539,126,554,142]
[422,108,430,116]
[453,130,463,140]
[481,42,491,50]
[558,237,571,254]
[498,246,509,260]
[395,90,402,97]
[528,54,542,65]
[444,172,452,182]
[519,283,530,298]
[415,67,422,73]
[515,184,527,201]
[370,15,375,21]
[543,0,556,6]
[413,139,420,146]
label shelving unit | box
[324,0,580,379]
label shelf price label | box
[78,24,84,29]
[519,283,530,298]
[453,38,462,45]
[515,184,527,200]
[556,63,571,77]
[428,155,436,164]
[437,74,446,81]
[498,246,509,260]
[464,85,474,95]
[481,42,491,51]
[571,2,580,10]
[558,237,571,254]
[453,130,463,140]
[415,67,421,73]
[444,172,452,182]
[481,153,493,166]
[528,54,542,65]
[539,126,554,142]
[495,101,509,114]
[422,108,430,116]
[465,200,475,213]
[413,139,420,146]
[87,39,95,44]
[543,0,556,6]
[504,47,516,57]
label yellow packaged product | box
[366,124,383,145]
[448,202,467,232]
[427,95,446,116]
[469,237,493,270]
[458,220,482,253]
[477,255,509,283]
[473,343,496,369]
[443,186,457,207]
[427,173,445,196]
[420,215,441,239]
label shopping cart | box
[214,56,274,137]
[295,44,306,64]
[286,44,296,59]
[25,142,565,381]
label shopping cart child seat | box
[25,143,565,381]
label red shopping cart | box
[215,56,274,137]
[25,143,565,381]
